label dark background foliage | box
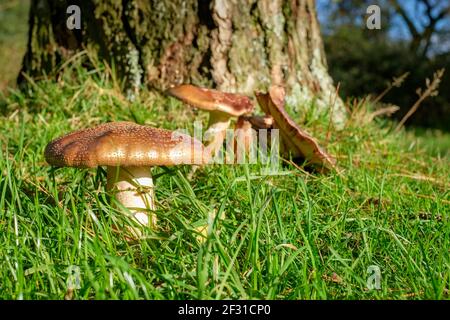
[319,0,450,131]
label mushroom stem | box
[234,116,256,163]
[204,112,231,160]
[106,166,157,228]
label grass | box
[404,128,450,159]
[0,58,449,300]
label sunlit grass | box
[0,60,449,300]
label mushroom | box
[255,86,336,171]
[44,121,206,229]
[234,116,257,164]
[243,114,274,130]
[233,115,275,162]
[235,114,275,158]
[167,84,254,160]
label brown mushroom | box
[243,114,274,130]
[255,86,336,170]
[232,115,275,162]
[167,84,254,160]
[45,121,206,229]
[234,116,257,164]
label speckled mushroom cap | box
[45,122,206,168]
[255,86,336,169]
[167,84,254,117]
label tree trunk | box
[20,0,346,125]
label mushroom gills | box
[106,166,157,227]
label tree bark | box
[20,0,346,125]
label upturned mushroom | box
[167,84,254,160]
[255,86,336,171]
[44,121,206,228]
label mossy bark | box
[20,0,346,124]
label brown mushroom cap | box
[167,84,254,117]
[45,122,206,168]
[255,86,336,169]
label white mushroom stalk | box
[203,111,232,160]
[106,166,156,227]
